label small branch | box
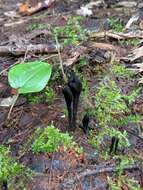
[0,44,58,56]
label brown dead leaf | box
[128,46,143,61]
[64,46,87,66]
[19,0,55,15]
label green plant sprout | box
[112,114,142,126]
[44,86,55,103]
[52,16,87,82]
[107,175,141,190]
[26,93,42,104]
[112,64,135,79]
[119,38,140,47]
[8,61,52,118]
[115,155,134,176]
[76,58,89,70]
[94,78,128,127]
[26,23,50,32]
[0,145,32,190]
[32,125,83,154]
[26,86,55,104]
[88,75,141,128]
[87,74,141,158]
[107,155,141,190]
[109,18,124,32]
[88,127,130,158]
[53,16,87,46]
[123,88,141,105]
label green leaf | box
[8,61,52,94]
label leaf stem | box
[7,93,19,119]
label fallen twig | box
[0,44,59,56]
[63,164,138,187]
[89,30,143,40]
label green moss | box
[0,145,32,189]
[94,78,128,126]
[32,125,83,154]
[112,64,135,79]
[109,18,124,32]
[120,38,140,47]
[53,16,87,45]
[88,127,130,159]
[26,23,49,32]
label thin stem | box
[7,94,19,119]
[54,35,67,83]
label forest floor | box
[0,0,143,189]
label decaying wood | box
[0,44,58,56]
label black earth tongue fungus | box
[2,180,8,190]
[114,137,119,154]
[109,136,119,155]
[62,72,82,131]
[68,72,82,131]
[62,85,73,131]
[79,114,92,134]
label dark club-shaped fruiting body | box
[109,136,119,154]
[63,73,82,131]
[79,114,92,134]
[62,86,73,130]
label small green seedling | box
[107,175,141,190]
[26,23,49,32]
[53,16,87,46]
[8,61,52,94]
[44,86,55,104]
[8,61,52,117]
[32,125,83,153]
[88,127,130,159]
[119,38,140,47]
[112,64,135,79]
[109,18,124,32]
